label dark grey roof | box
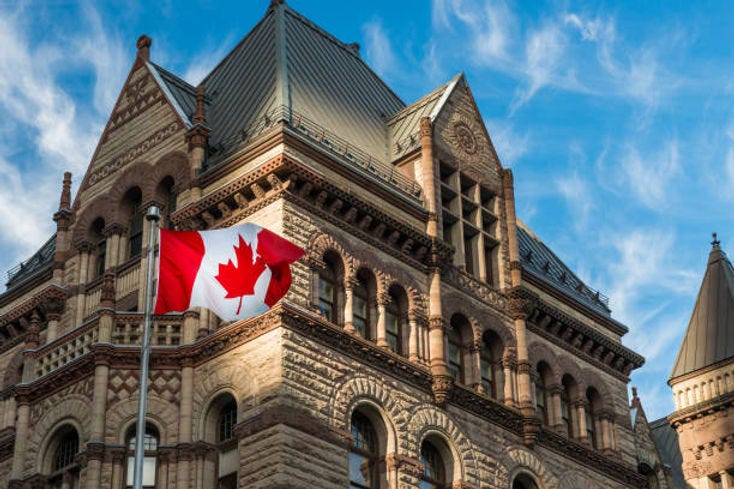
[5,235,56,290]
[517,222,612,317]
[671,240,734,379]
[199,1,404,163]
[649,418,685,489]
[149,62,197,124]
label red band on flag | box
[154,229,205,315]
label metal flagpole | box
[132,205,160,489]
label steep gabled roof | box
[200,1,405,164]
[149,62,197,125]
[517,221,613,317]
[671,238,734,379]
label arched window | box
[318,251,343,325]
[385,285,408,355]
[586,387,602,448]
[156,176,176,228]
[349,412,377,489]
[561,374,577,439]
[535,363,552,425]
[126,423,159,489]
[353,269,377,340]
[448,315,472,384]
[419,439,448,489]
[203,393,239,488]
[512,473,539,489]
[91,217,106,278]
[480,330,503,398]
[639,463,660,489]
[122,187,144,259]
[47,425,80,488]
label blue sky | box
[1,0,732,420]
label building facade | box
[0,2,667,488]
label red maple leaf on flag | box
[215,234,267,315]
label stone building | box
[653,237,734,489]
[0,2,668,488]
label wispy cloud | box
[0,3,124,279]
[362,18,398,79]
[618,139,680,210]
[485,119,530,167]
[183,35,237,86]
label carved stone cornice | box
[528,301,644,380]
[442,267,507,315]
[668,390,734,427]
[449,383,524,434]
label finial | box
[136,34,152,61]
[712,232,720,249]
[269,0,285,7]
[631,386,638,399]
[59,172,71,209]
[193,84,207,126]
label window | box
[91,217,106,278]
[318,274,336,321]
[561,375,577,438]
[126,423,159,489]
[318,251,343,324]
[419,440,447,489]
[512,473,539,489]
[349,412,377,489]
[480,330,503,398]
[535,363,551,425]
[447,327,463,382]
[586,387,603,448]
[385,301,400,354]
[480,343,494,397]
[218,398,237,442]
[123,187,144,259]
[47,425,80,489]
[353,282,369,339]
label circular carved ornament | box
[452,121,478,155]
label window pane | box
[385,312,398,334]
[349,452,373,487]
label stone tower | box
[668,236,734,489]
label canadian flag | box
[154,223,304,321]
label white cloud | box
[485,118,530,166]
[555,169,594,233]
[512,22,568,111]
[618,140,680,209]
[362,19,398,78]
[182,36,236,86]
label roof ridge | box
[387,79,453,123]
[149,62,196,94]
[281,5,405,108]
[201,8,274,87]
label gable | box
[431,77,503,193]
[75,61,189,206]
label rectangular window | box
[353,295,368,338]
[385,310,399,352]
[318,279,335,321]
[480,361,494,397]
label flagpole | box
[132,205,160,489]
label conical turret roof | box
[670,235,734,380]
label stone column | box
[343,280,355,333]
[104,224,124,269]
[10,402,29,479]
[387,453,423,489]
[575,400,588,444]
[470,340,483,394]
[502,350,516,407]
[720,471,731,489]
[109,447,125,489]
[53,172,73,283]
[76,241,93,325]
[2,396,16,430]
[183,310,200,344]
[408,312,419,362]
[376,294,388,348]
[84,441,105,489]
[177,360,194,489]
[548,385,563,432]
[45,311,61,343]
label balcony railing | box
[31,312,185,379]
[207,105,423,203]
